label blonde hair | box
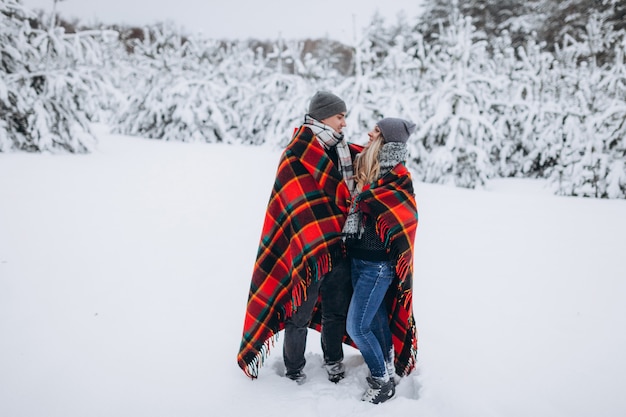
[354,134,384,192]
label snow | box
[1,125,625,417]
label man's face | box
[320,112,347,134]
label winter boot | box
[285,370,307,385]
[323,361,345,383]
[361,376,395,404]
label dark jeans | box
[283,257,352,375]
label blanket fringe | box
[242,249,341,379]
[397,344,418,377]
[289,252,334,315]
[376,218,393,247]
[394,315,418,377]
[241,334,278,379]
[395,252,412,282]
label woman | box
[343,117,418,404]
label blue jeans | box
[347,258,394,379]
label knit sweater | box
[346,216,388,261]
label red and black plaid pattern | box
[237,126,361,378]
[359,163,419,376]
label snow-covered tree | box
[113,24,241,143]
[551,35,626,198]
[1,0,116,152]
[410,16,498,188]
[9,0,622,199]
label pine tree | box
[411,16,498,188]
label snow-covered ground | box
[1,125,625,417]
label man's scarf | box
[304,115,355,195]
[351,163,419,376]
[237,125,362,379]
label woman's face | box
[367,125,383,145]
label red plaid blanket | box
[358,163,419,376]
[237,126,361,378]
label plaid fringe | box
[287,252,334,317]
[240,334,278,379]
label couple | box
[237,91,418,404]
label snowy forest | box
[1,0,625,199]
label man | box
[237,91,362,384]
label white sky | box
[21,0,425,43]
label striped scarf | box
[304,115,356,195]
[352,163,419,376]
[237,125,362,379]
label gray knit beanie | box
[308,91,347,121]
[377,117,417,143]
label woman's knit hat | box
[308,91,347,121]
[377,117,416,143]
